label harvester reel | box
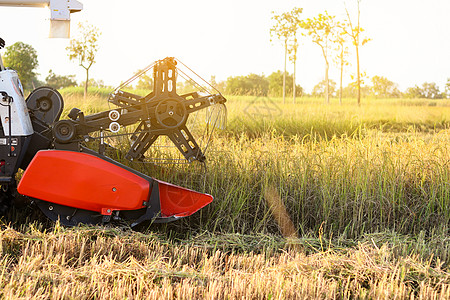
[155,98,187,129]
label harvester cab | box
[0,39,227,227]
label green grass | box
[225,96,450,139]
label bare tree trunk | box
[339,67,343,105]
[356,0,361,106]
[339,47,343,105]
[325,62,329,104]
[283,39,287,104]
[293,55,296,104]
[356,45,360,106]
[84,68,89,100]
[292,39,298,104]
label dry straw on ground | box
[1,226,450,299]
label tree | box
[134,70,153,91]
[177,79,199,95]
[343,0,370,105]
[285,8,303,104]
[404,82,443,99]
[3,42,39,90]
[268,71,302,97]
[404,85,424,99]
[82,78,108,89]
[45,69,77,89]
[312,79,336,98]
[333,22,351,105]
[245,73,270,96]
[445,78,450,98]
[422,82,443,99]
[225,74,269,96]
[209,76,226,94]
[210,75,217,88]
[288,38,299,103]
[271,8,303,104]
[300,12,337,104]
[342,76,370,98]
[223,72,303,97]
[66,22,101,99]
[370,75,400,98]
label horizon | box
[1,0,449,94]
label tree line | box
[1,22,100,98]
[265,3,450,101]
[2,15,449,100]
[1,39,104,92]
[220,73,450,99]
[223,72,302,97]
[269,3,370,105]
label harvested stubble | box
[1,225,450,299]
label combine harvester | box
[0,1,227,226]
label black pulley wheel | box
[53,120,76,143]
[155,98,187,129]
[26,86,64,126]
[38,98,52,111]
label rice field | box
[3,87,450,298]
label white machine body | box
[0,69,34,136]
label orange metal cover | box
[17,150,150,212]
[157,180,213,217]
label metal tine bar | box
[176,58,222,95]
[176,69,210,95]
[113,61,157,93]
[199,105,217,149]
[202,107,222,156]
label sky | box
[1,0,449,93]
